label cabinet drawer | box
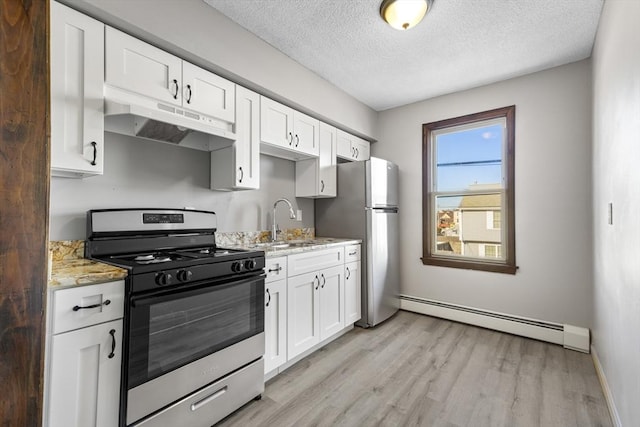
[52,280,124,334]
[345,244,361,263]
[265,257,287,283]
[288,247,344,277]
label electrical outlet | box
[296,209,302,221]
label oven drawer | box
[131,358,264,427]
[52,280,124,334]
[265,256,287,283]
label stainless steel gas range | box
[85,208,265,427]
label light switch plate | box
[296,209,302,221]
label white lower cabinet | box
[344,260,362,325]
[265,244,360,377]
[287,256,344,359]
[264,257,288,374]
[48,320,122,427]
[46,280,124,427]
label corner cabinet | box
[295,122,337,198]
[337,129,370,162]
[211,87,260,190]
[260,96,320,160]
[45,280,125,427]
[50,1,105,178]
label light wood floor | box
[218,310,612,426]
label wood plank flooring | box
[218,311,612,427]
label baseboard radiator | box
[399,295,590,353]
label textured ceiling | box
[204,0,603,111]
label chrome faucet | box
[272,198,296,242]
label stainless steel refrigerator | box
[315,157,399,327]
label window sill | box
[421,256,517,274]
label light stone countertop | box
[48,240,128,288]
[227,237,361,257]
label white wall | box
[62,0,378,139]
[49,133,313,240]
[375,60,593,327]
[592,0,640,425]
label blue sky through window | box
[436,123,503,191]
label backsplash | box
[216,228,314,247]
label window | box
[422,106,516,274]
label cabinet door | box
[48,320,122,427]
[292,111,320,157]
[234,86,260,189]
[319,265,345,339]
[353,137,370,161]
[318,122,337,196]
[264,279,287,374]
[260,97,294,149]
[182,62,235,122]
[287,272,320,358]
[345,260,362,325]
[105,26,182,106]
[50,2,104,177]
[336,129,353,159]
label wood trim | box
[0,0,50,425]
[422,106,516,274]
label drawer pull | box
[268,266,283,273]
[348,251,357,256]
[108,329,116,359]
[73,299,111,311]
[191,386,228,412]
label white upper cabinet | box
[182,62,235,123]
[260,96,320,160]
[211,86,260,190]
[295,122,337,198]
[50,1,105,178]
[337,130,370,162]
[105,27,235,123]
[105,26,182,107]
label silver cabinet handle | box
[266,289,271,307]
[295,134,300,147]
[268,266,282,273]
[346,267,351,280]
[320,180,325,192]
[314,275,319,290]
[288,132,293,145]
[191,386,228,412]
[90,141,97,166]
[355,148,359,158]
[348,251,357,256]
[321,273,326,288]
[238,166,243,183]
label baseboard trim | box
[591,345,622,427]
[400,295,588,352]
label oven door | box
[126,274,264,424]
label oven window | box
[128,276,264,388]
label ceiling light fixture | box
[380,0,432,31]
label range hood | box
[103,86,236,151]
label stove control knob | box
[244,259,257,270]
[155,272,173,286]
[231,261,244,273]
[177,269,193,282]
